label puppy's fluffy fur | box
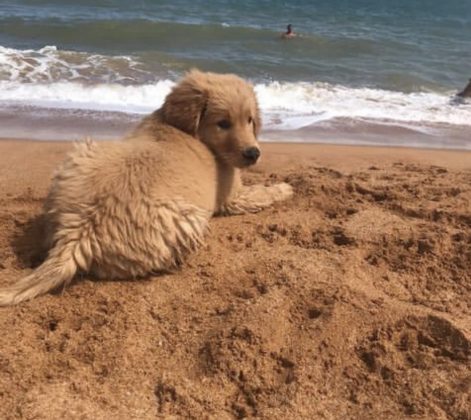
[0,70,292,306]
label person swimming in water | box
[281,24,296,39]
[457,78,471,98]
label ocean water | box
[0,0,470,148]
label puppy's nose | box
[242,147,260,163]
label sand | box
[0,139,470,419]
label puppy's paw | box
[272,182,294,201]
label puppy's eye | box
[248,116,253,124]
[217,119,231,130]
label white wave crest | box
[255,82,471,129]
[0,80,173,113]
[0,79,469,130]
[0,45,150,84]
[0,44,470,131]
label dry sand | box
[0,139,470,419]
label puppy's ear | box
[160,76,207,136]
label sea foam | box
[1,45,470,134]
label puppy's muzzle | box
[242,147,261,165]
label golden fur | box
[0,70,293,306]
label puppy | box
[0,70,293,306]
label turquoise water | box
[0,0,470,147]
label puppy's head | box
[160,70,262,168]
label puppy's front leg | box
[218,182,293,216]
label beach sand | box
[0,139,470,419]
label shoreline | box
[1,103,470,150]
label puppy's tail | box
[0,235,89,306]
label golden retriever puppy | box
[0,70,292,306]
